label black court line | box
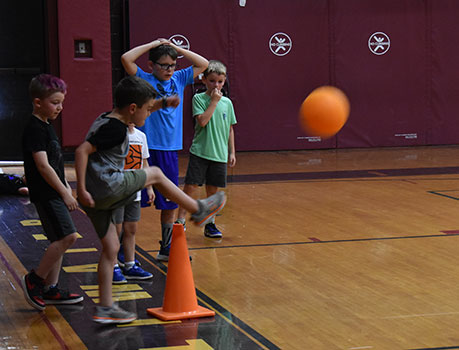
[224,166,459,184]
[68,165,459,189]
[428,190,459,201]
[136,246,280,350]
[0,195,280,350]
[408,346,459,350]
[146,233,459,254]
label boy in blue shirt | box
[176,60,237,238]
[121,39,208,261]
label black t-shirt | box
[22,115,66,202]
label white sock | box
[125,261,135,269]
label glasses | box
[155,62,177,71]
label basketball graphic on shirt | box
[125,144,142,169]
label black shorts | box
[34,198,77,242]
[184,153,227,188]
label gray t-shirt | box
[85,113,128,200]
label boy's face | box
[203,73,226,93]
[149,55,176,81]
[130,99,156,127]
[34,92,65,120]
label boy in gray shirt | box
[75,76,226,324]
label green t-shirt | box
[190,92,237,163]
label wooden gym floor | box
[2,146,459,349]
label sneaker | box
[156,241,170,262]
[21,271,45,311]
[93,304,137,324]
[43,286,83,305]
[204,222,223,238]
[113,266,127,284]
[117,248,140,268]
[156,241,192,262]
[190,192,226,226]
[174,219,187,231]
[123,265,153,280]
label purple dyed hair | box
[29,74,67,100]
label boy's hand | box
[146,186,155,204]
[152,38,169,47]
[228,154,236,168]
[63,192,79,211]
[77,189,95,208]
[165,95,180,108]
[210,89,223,103]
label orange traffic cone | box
[147,224,215,320]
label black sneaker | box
[156,241,170,262]
[156,240,192,262]
[21,270,45,311]
[43,286,84,305]
[204,222,223,238]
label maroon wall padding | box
[58,0,112,147]
[429,0,459,144]
[229,0,331,151]
[333,0,428,148]
[128,0,231,151]
[126,0,459,151]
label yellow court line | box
[66,248,98,253]
[117,318,181,327]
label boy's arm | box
[75,141,97,208]
[169,42,209,78]
[143,159,155,204]
[195,89,222,127]
[32,151,79,211]
[121,39,167,76]
[228,125,236,167]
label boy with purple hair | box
[21,74,83,311]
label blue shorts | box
[142,150,179,210]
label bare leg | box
[177,184,199,221]
[205,184,218,197]
[161,209,175,225]
[122,221,137,263]
[36,233,78,282]
[144,167,198,213]
[98,224,120,307]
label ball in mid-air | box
[299,86,350,139]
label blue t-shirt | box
[136,66,194,150]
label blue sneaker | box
[204,223,222,238]
[117,247,140,268]
[113,266,127,284]
[123,265,153,280]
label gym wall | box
[53,0,459,151]
[126,0,459,151]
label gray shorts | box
[184,153,227,188]
[82,169,146,239]
[113,199,141,224]
[34,198,77,242]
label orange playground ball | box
[299,86,350,139]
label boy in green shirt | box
[176,60,236,238]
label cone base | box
[147,305,215,321]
